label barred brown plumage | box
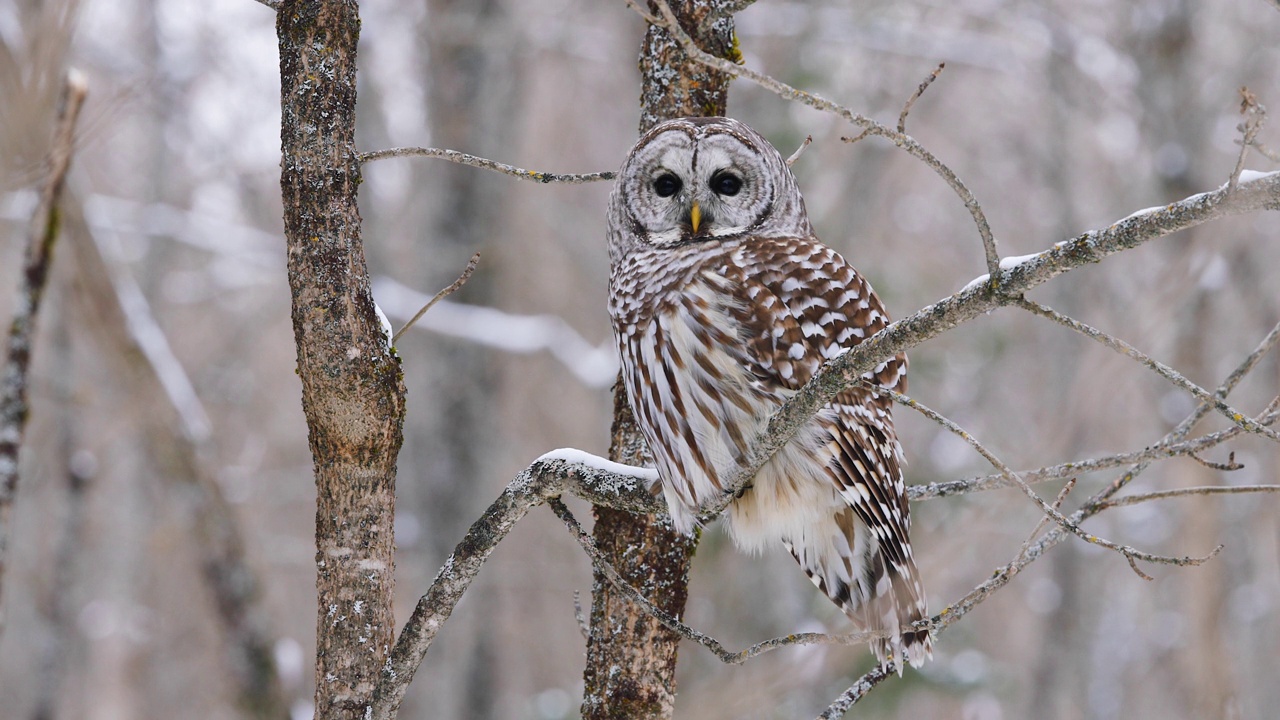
[606,117,931,670]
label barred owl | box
[606,117,931,669]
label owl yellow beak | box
[689,201,702,234]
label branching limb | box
[1016,297,1280,442]
[637,0,1000,277]
[358,146,615,184]
[914,319,1280,499]
[1016,478,1077,564]
[371,451,662,719]
[871,385,1215,579]
[392,252,480,344]
[1095,484,1280,510]
[0,70,87,637]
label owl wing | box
[717,235,930,669]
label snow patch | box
[998,253,1039,270]
[1120,205,1162,222]
[536,447,659,483]
[960,273,990,293]
[374,302,393,347]
[1238,169,1278,183]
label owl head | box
[607,117,811,262]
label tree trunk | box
[277,3,407,719]
[582,3,736,718]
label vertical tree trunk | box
[277,3,407,719]
[582,3,736,718]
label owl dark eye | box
[653,173,682,198]
[711,171,742,197]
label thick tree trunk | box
[277,3,407,719]
[582,3,737,718]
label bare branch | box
[372,451,662,719]
[253,0,280,10]
[913,318,1280,500]
[898,62,945,134]
[1016,297,1280,442]
[392,252,480,344]
[640,0,1001,277]
[358,146,615,184]
[1096,484,1280,510]
[871,385,1212,577]
[0,70,88,637]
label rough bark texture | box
[277,3,407,719]
[582,3,736,718]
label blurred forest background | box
[2,0,1279,718]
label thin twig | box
[898,62,945,134]
[1230,87,1266,192]
[638,0,1001,278]
[392,253,480,344]
[1187,450,1243,471]
[0,70,88,638]
[359,146,615,184]
[1016,297,1280,442]
[1015,478,1077,564]
[549,498,891,665]
[547,498,743,662]
[1095,484,1280,510]
[253,0,281,9]
[912,419,1273,500]
[785,135,812,167]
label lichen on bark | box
[277,2,407,718]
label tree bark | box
[582,3,736,718]
[277,3,407,719]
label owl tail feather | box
[785,509,932,673]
